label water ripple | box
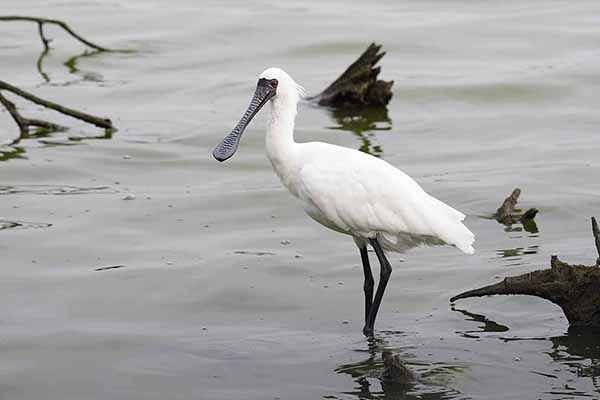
[0,184,115,196]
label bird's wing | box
[298,145,474,253]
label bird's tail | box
[427,196,475,254]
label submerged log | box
[494,188,538,225]
[451,217,600,327]
[381,351,415,384]
[312,43,393,108]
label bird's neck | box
[265,98,300,192]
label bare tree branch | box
[0,15,110,51]
[592,217,600,265]
[0,16,117,135]
[36,20,51,50]
[0,92,63,133]
[0,80,113,133]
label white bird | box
[213,68,474,335]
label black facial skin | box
[212,78,278,162]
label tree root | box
[451,217,600,327]
[311,43,393,108]
[0,80,113,134]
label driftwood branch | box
[452,217,600,328]
[592,217,600,266]
[0,80,113,134]
[1,15,123,82]
[311,43,393,108]
[0,15,110,51]
[0,92,63,133]
[494,188,538,225]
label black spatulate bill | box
[213,78,278,162]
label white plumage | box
[260,67,475,255]
[214,67,474,335]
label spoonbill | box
[213,68,474,335]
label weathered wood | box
[0,80,113,133]
[0,15,110,51]
[312,43,393,108]
[381,351,415,384]
[0,92,63,133]
[494,188,538,225]
[451,217,600,327]
[592,217,600,266]
[0,16,116,134]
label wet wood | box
[95,265,125,271]
[0,15,110,51]
[312,43,393,108]
[381,351,415,384]
[494,188,538,225]
[0,80,114,134]
[0,16,115,133]
[592,217,600,266]
[451,217,600,327]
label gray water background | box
[2,1,600,399]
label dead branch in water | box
[0,15,110,51]
[0,16,115,133]
[0,80,113,134]
[494,188,538,225]
[0,15,122,82]
[452,217,600,328]
[382,351,415,384]
[311,43,393,108]
[592,217,600,266]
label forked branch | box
[0,80,113,134]
[0,15,110,51]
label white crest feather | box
[295,83,306,99]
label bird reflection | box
[333,336,459,399]
[327,107,391,157]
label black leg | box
[360,246,374,326]
[364,237,392,336]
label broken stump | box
[311,43,393,108]
[381,351,415,384]
[494,188,538,225]
[451,217,600,328]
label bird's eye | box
[270,79,278,88]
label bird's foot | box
[362,326,374,337]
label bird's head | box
[212,67,304,162]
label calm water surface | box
[2,1,600,399]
